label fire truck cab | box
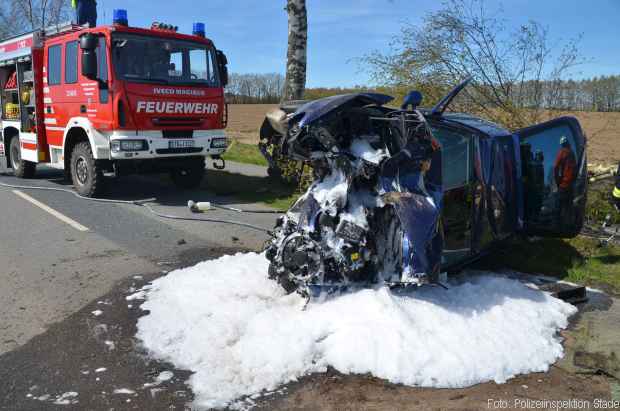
[0,14,229,197]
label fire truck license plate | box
[168,140,195,149]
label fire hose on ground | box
[0,174,279,234]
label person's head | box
[560,136,570,148]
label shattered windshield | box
[112,34,219,87]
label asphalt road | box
[0,162,278,356]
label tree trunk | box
[282,0,307,102]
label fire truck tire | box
[170,157,205,189]
[9,136,36,178]
[70,142,104,197]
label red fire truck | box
[0,13,229,196]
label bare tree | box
[0,0,71,37]
[226,73,285,104]
[362,0,584,129]
[281,0,307,102]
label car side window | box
[431,125,472,190]
[48,45,62,86]
[65,41,78,84]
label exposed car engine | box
[263,92,444,296]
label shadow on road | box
[1,165,297,210]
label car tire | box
[70,141,104,197]
[170,157,205,189]
[9,136,36,178]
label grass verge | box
[222,140,268,167]
[475,236,620,295]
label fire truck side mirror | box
[80,34,99,80]
[216,50,229,87]
[80,34,98,51]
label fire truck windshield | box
[112,34,220,87]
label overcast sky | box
[95,0,620,87]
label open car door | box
[516,116,587,237]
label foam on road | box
[135,252,577,409]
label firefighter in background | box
[553,136,577,224]
[72,0,97,28]
[613,162,620,212]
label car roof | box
[422,110,512,138]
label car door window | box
[48,45,62,85]
[431,124,474,265]
[65,41,78,84]
[517,119,585,236]
[432,125,471,190]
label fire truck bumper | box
[105,130,228,160]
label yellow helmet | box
[21,89,30,105]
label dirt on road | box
[261,367,611,411]
[227,104,620,165]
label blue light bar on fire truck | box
[193,22,206,37]
[113,9,128,26]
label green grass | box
[563,237,620,293]
[205,169,299,211]
[475,236,620,294]
[222,140,268,167]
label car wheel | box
[70,142,104,197]
[9,136,36,178]
[170,157,205,189]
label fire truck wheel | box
[170,158,205,189]
[9,136,36,178]
[70,142,104,197]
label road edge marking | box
[13,190,90,232]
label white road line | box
[12,190,89,232]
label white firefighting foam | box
[135,252,576,409]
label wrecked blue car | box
[262,79,587,295]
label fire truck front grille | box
[162,130,194,139]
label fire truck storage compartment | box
[1,58,35,130]
[1,54,37,169]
